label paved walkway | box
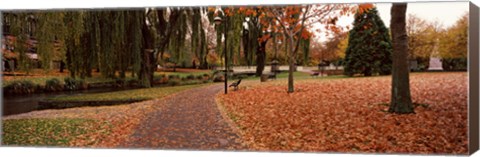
[122,84,246,150]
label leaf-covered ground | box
[217,72,468,154]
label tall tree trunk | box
[255,40,268,76]
[59,61,65,73]
[287,37,295,93]
[200,28,209,69]
[66,47,75,78]
[242,29,250,67]
[140,16,155,88]
[389,3,414,114]
[273,34,278,60]
[155,9,181,63]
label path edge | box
[214,92,252,150]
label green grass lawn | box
[276,71,312,79]
[237,71,347,81]
[2,118,108,146]
[154,71,211,78]
[48,84,208,102]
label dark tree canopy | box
[344,7,392,77]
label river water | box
[2,87,127,116]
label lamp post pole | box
[215,11,228,94]
[224,17,228,94]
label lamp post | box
[214,15,228,94]
[271,35,281,74]
[275,39,282,60]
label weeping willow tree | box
[227,9,244,66]
[4,13,34,74]
[206,7,244,71]
[62,10,139,79]
[87,10,144,80]
[63,11,86,78]
[4,11,83,76]
[126,10,143,78]
[96,11,116,78]
[34,12,66,73]
[3,8,198,88]
[72,10,141,80]
[190,8,209,69]
[80,11,100,78]
[133,7,203,87]
[112,11,128,78]
[167,9,188,72]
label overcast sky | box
[318,1,469,42]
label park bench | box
[310,72,320,77]
[229,78,242,91]
[267,72,276,80]
[261,72,276,82]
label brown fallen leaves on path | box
[217,72,468,154]
[122,84,246,150]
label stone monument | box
[427,40,443,71]
[427,57,443,70]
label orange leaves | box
[324,25,342,34]
[237,6,262,17]
[224,8,236,16]
[236,4,353,44]
[358,3,374,14]
[206,52,220,64]
[258,34,271,42]
[207,7,216,13]
[208,7,237,17]
[218,72,468,153]
[244,9,258,17]
[359,3,374,10]
[285,6,301,16]
[238,7,246,12]
[339,6,354,16]
[300,30,312,39]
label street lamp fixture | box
[214,17,222,25]
[215,14,228,94]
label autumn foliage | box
[218,72,467,154]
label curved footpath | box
[122,84,246,150]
